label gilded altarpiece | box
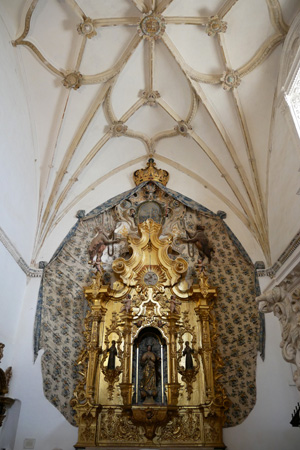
[71,219,229,448]
[35,160,260,442]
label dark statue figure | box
[88,229,120,269]
[140,345,160,404]
[183,341,194,370]
[107,340,117,370]
[181,225,214,263]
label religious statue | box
[88,228,120,270]
[168,295,181,314]
[107,340,117,370]
[183,342,194,370]
[140,345,160,403]
[180,225,214,263]
[120,294,132,314]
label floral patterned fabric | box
[34,182,262,427]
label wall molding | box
[257,229,300,282]
[0,227,42,278]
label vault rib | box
[231,90,267,218]
[186,91,199,125]
[104,87,146,127]
[75,36,87,72]
[163,31,284,86]
[164,17,209,25]
[80,34,142,84]
[152,129,179,147]
[191,80,259,214]
[162,33,221,84]
[189,129,262,239]
[264,92,277,246]
[93,18,141,27]
[266,0,289,35]
[131,0,148,13]
[13,40,64,77]
[36,96,147,255]
[13,0,39,43]
[120,98,147,123]
[231,89,271,262]
[104,85,118,124]
[36,131,113,255]
[65,0,87,20]
[156,98,261,236]
[238,33,285,77]
[34,32,90,256]
[216,34,267,211]
[155,154,257,236]
[216,33,271,262]
[217,0,240,19]
[36,81,113,251]
[156,0,174,14]
[124,129,154,154]
[149,39,155,92]
[52,156,147,228]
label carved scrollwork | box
[99,408,146,443]
[257,285,300,390]
[155,408,203,443]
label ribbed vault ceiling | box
[11,0,300,264]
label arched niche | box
[132,326,167,405]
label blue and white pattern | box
[34,182,262,427]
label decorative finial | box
[133,158,169,186]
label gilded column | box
[166,312,181,406]
[86,306,106,400]
[72,276,109,448]
[119,312,133,406]
[195,298,214,403]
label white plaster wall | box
[0,12,38,262]
[8,277,77,450]
[224,313,300,450]
[0,247,27,368]
[268,105,300,263]
[0,4,38,363]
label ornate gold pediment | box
[112,219,188,290]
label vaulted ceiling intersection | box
[12,0,298,264]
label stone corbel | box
[257,284,300,390]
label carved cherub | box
[168,295,181,314]
[120,294,134,314]
[180,225,214,263]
